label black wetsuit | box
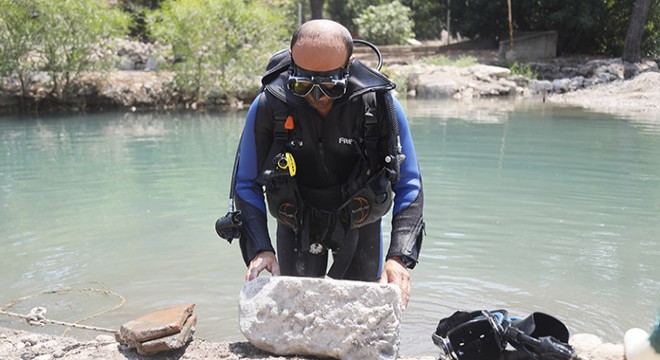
[234,55,424,281]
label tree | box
[0,0,129,101]
[354,1,414,45]
[622,0,653,62]
[310,0,324,19]
[327,0,387,34]
[400,0,446,40]
[117,0,165,41]
[0,0,44,98]
[148,0,289,102]
[38,0,129,99]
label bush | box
[147,0,289,102]
[38,0,130,98]
[0,0,129,99]
[327,0,387,35]
[509,62,537,79]
[421,55,478,67]
[354,1,415,45]
[0,0,44,97]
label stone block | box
[239,276,402,360]
[136,314,197,356]
[118,303,195,345]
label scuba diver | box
[224,19,424,309]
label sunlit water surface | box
[1,99,659,357]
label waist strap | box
[326,228,360,279]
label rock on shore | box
[390,57,658,101]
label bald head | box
[290,20,353,69]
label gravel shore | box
[1,325,438,360]
[1,324,627,360]
[548,71,660,123]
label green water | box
[1,99,659,357]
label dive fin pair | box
[433,310,578,360]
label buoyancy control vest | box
[257,50,406,273]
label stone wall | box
[500,31,559,61]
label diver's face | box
[290,41,348,116]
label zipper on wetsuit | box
[318,141,330,176]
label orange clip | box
[284,115,294,130]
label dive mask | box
[287,63,349,100]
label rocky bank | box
[1,38,659,118]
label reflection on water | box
[1,100,659,356]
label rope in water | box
[0,286,125,335]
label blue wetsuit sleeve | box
[388,96,424,268]
[234,94,274,264]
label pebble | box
[95,334,116,343]
[20,334,40,346]
[32,340,59,352]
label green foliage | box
[421,55,477,67]
[400,0,446,40]
[328,0,442,40]
[0,0,129,99]
[449,0,508,41]
[646,3,660,58]
[509,62,537,79]
[326,0,387,34]
[449,0,660,57]
[0,0,44,96]
[327,0,449,40]
[354,1,415,45]
[38,0,130,98]
[117,0,165,41]
[510,0,608,54]
[147,0,289,102]
[271,0,300,37]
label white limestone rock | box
[239,276,402,360]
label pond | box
[1,98,659,357]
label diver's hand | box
[379,256,411,310]
[246,251,280,281]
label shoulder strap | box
[273,106,288,144]
[361,91,405,184]
[362,92,380,172]
[383,92,405,184]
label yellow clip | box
[285,152,296,176]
